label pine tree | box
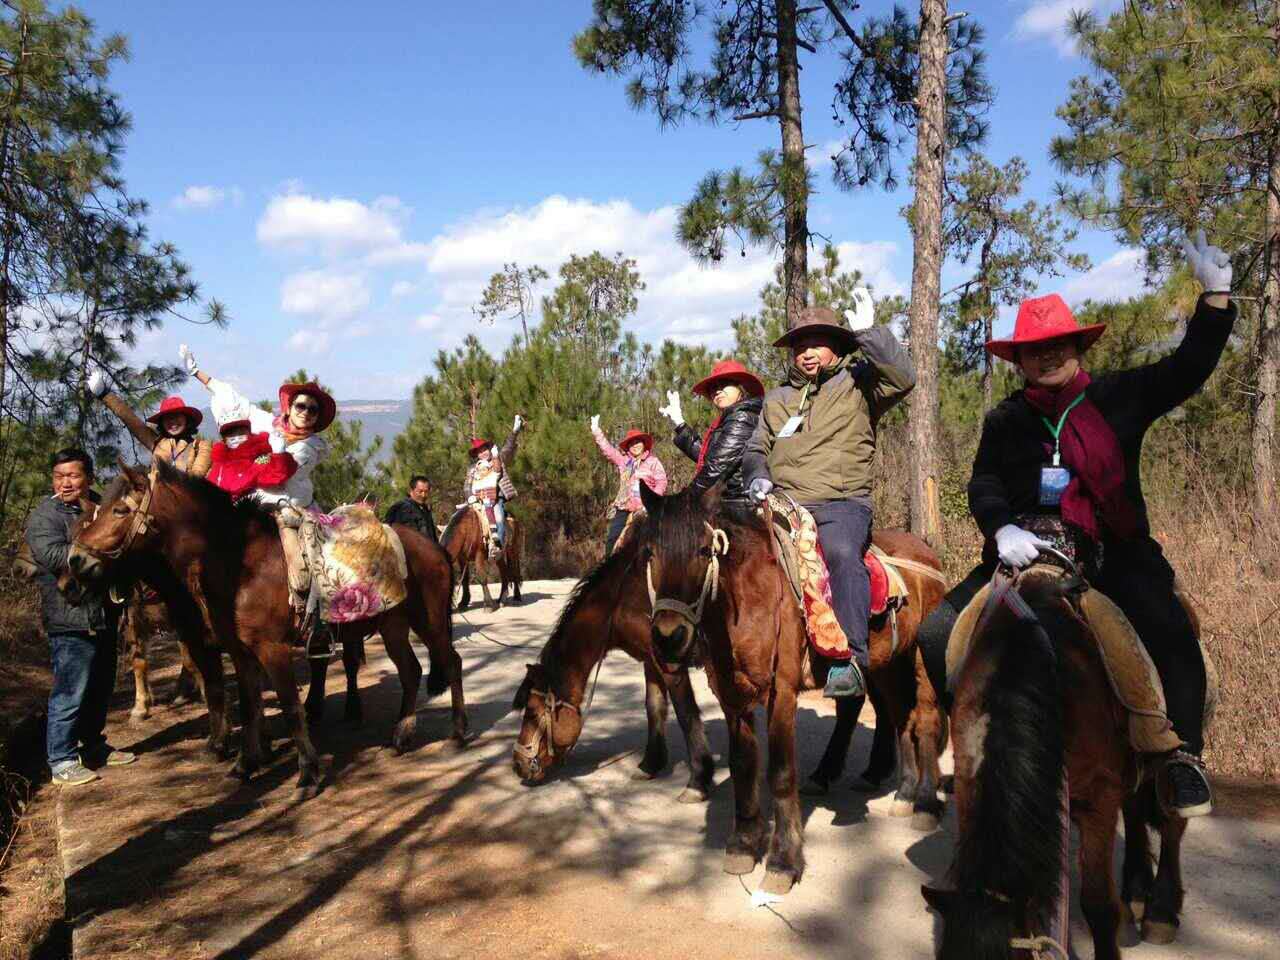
[473,262,548,348]
[1052,0,1280,518]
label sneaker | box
[1164,754,1213,818]
[823,661,866,699]
[82,746,138,769]
[51,761,100,787]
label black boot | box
[1160,750,1213,818]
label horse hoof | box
[129,708,150,724]
[799,777,829,797]
[1141,920,1177,945]
[1126,900,1146,924]
[939,774,955,795]
[760,871,796,896]
[631,768,659,782]
[723,852,758,876]
[889,798,914,818]
[295,782,322,801]
[677,787,708,804]
[910,811,940,833]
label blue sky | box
[95,0,1135,401]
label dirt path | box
[57,579,1278,959]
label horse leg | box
[803,694,863,796]
[1078,797,1125,960]
[457,563,471,612]
[380,611,424,753]
[496,559,510,608]
[170,641,201,706]
[762,685,804,894]
[861,678,898,785]
[1121,789,1155,927]
[191,642,231,760]
[667,668,714,803]
[480,562,498,612]
[254,640,323,798]
[304,650,329,725]
[1142,805,1188,944]
[722,708,769,876]
[407,580,467,742]
[342,631,364,725]
[510,543,523,604]
[127,607,152,722]
[908,657,946,831]
[227,648,266,780]
[634,659,670,780]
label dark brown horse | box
[441,505,523,612]
[922,563,1191,958]
[640,482,948,895]
[69,462,465,798]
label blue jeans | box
[47,631,118,773]
[807,499,873,671]
[605,510,630,557]
[493,498,507,545]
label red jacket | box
[208,433,298,500]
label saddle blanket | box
[301,504,409,624]
[945,566,1213,754]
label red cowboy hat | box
[469,437,491,456]
[145,395,203,429]
[985,294,1107,364]
[278,382,336,432]
[619,429,653,452]
[692,359,765,399]
[771,305,860,350]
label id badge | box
[777,415,805,439]
[1039,465,1071,507]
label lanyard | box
[1039,393,1086,466]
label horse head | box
[638,478,727,673]
[511,662,584,783]
[68,461,161,586]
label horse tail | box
[953,587,1067,941]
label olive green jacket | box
[740,325,915,504]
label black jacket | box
[673,396,764,502]
[968,295,1235,561]
[385,498,439,544]
[25,495,111,635]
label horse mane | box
[952,574,1070,929]
[645,487,760,559]
[150,460,278,543]
[440,506,470,549]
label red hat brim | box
[469,438,491,456]
[985,323,1107,364]
[146,404,203,429]
[619,430,654,452]
[278,383,336,431]
[692,369,765,399]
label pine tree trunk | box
[775,0,809,320]
[1254,139,1280,521]
[906,0,947,545]
[0,14,29,420]
[982,306,994,410]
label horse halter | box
[646,522,730,631]
[513,686,581,776]
[80,467,160,561]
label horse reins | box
[514,653,607,776]
[81,465,161,561]
[645,521,730,632]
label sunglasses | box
[292,401,320,414]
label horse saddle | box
[468,501,502,556]
[299,504,409,624]
[946,566,1213,755]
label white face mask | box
[225,434,248,449]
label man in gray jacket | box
[25,449,136,786]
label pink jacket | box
[592,428,668,513]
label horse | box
[440,504,523,612]
[69,462,465,798]
[922,560,1191,958]
[640,481,949,895]
[510,522,902,801]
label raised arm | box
[181,343,275,434]
[589,416,628,469]
[856,324,916,417]
[740,406,776,489]
[672,423,702,464]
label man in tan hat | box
[742,288,915,698]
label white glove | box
[1181,229,1232,293]
[86,369,109,398]
[590,414,600,432]
[845,287,875,332]
[269,431,286,454]
[179,343,199,375]
[468,495,479,505]
[994,524,1053,569]
[513,414,524,433]
[491,444,500,458]
[658,390,685,426]
[749,478,774,503]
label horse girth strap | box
[513,688,581,763]
[646,523,730,628]
[1010,936,1069,960]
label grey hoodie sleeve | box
[856,325,916,416]
[25,500,70,576]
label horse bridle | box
[645,521,730,632]
[79,467,160,561]
[513,685,583,777]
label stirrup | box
[306,622,336,661]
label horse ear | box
[921,884,956,914]
[639,478,664,516]
[117,458,146,490]
[699,475,726,518]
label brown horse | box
[69,462,465,798]
[117,588,201,721]
[511,524,903,800]
[922,563,1190,958]
[441,505,523,612]
[639,482,948,895]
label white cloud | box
[1061,248,1149,305]
[173,185,242,210]
[809,139,846,172]
[390,280,418,298]
[286,329,332,354]
[415,313,443,331]
[280,269,370,322]
[1013,0,1118,56]
[257,193,405,255]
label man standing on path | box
[385,475,439,544]
[25,449,137,786]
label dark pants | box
[918,536,1206,754]
[808,498,873,670]
[47,630,118,772]
[605,510,630,557]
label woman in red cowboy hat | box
[916,231,1237,818]
[85,371,213,477]
[465,415,525,550]
[659,358,765,505]
[180,344,336,620]
[589,417,668,557]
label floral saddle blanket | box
[300,504,409,623]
